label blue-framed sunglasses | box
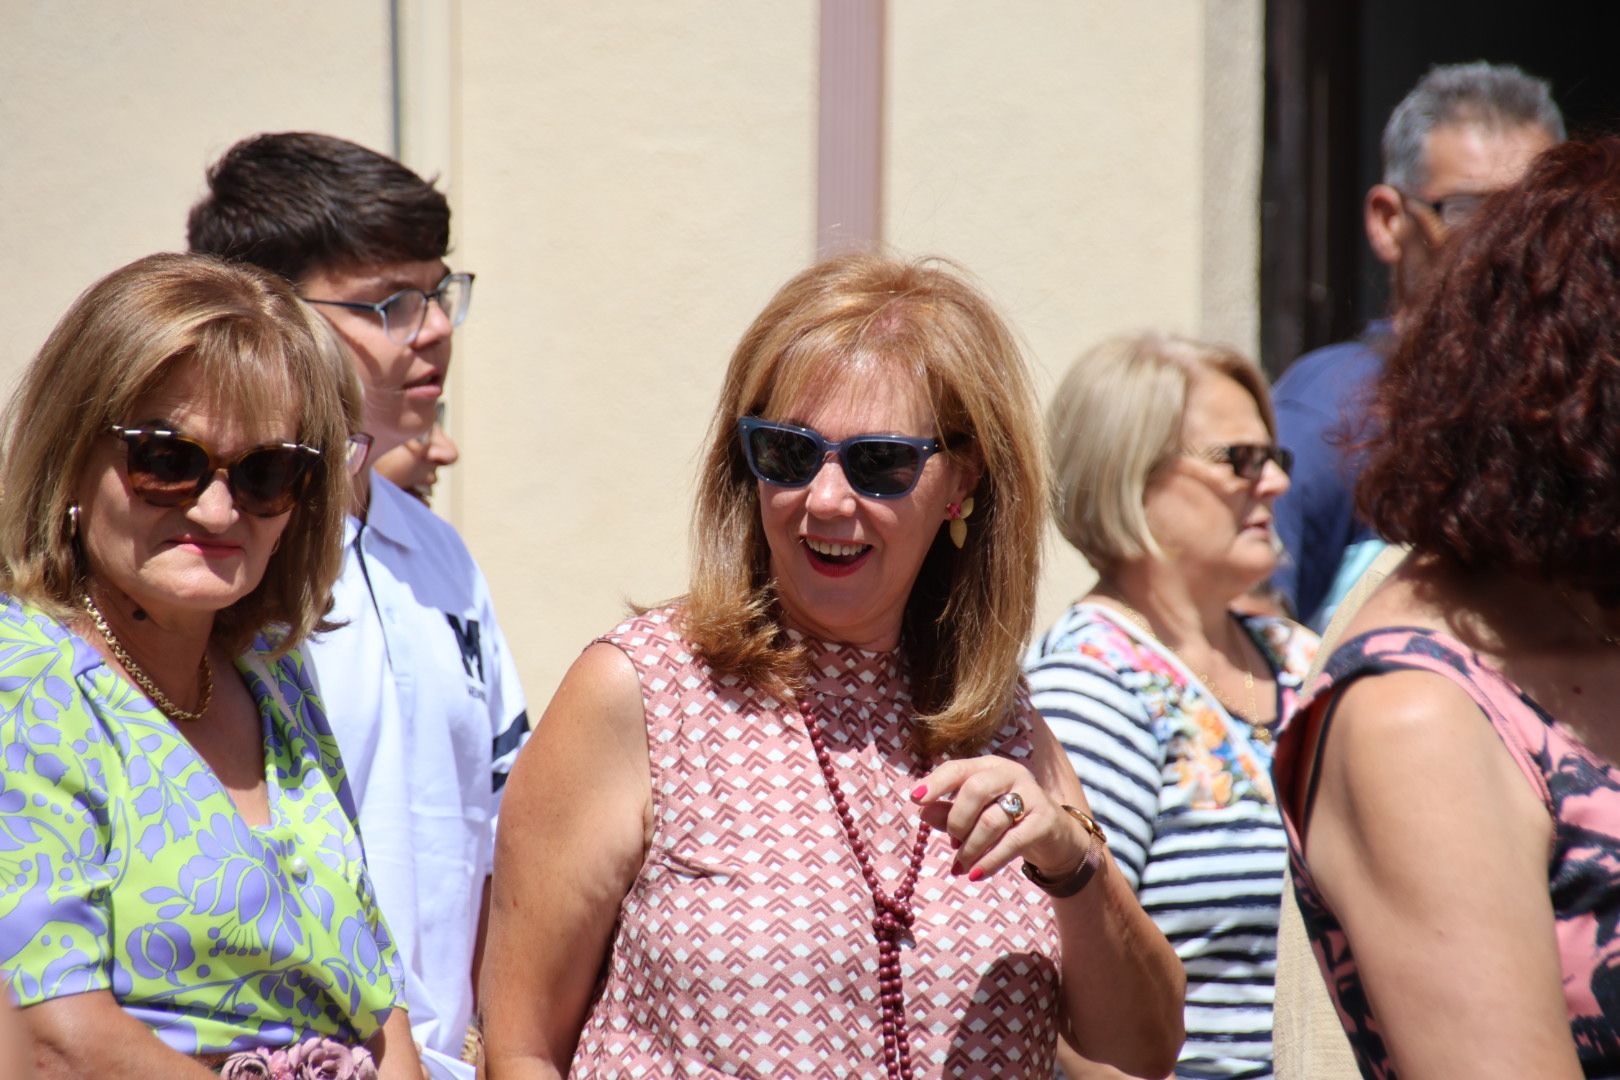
[736,417,950,499]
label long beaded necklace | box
[1105,599,1271,739]
[803,704,931,1080]
[79,592,213,723]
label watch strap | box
[1021,805,1107,898]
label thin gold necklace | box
[79,592,213,723]
[1559,588,1620,648]
[1104,598,1268,738]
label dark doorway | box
[1260,1,1620,378]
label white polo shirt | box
[305,474,529,1080]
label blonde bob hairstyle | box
[683,253,1046,755]
[0,252,362,656]
[1048,331,1276,570]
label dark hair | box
[1358,136,1620,593]
[187,132,450,283]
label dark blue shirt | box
[1271,320,1393,624]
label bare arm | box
[471,875,492,1008]
[914,717,1185,1077]
[478,644,650,1079]
[25,991,220,1079]
[0,989,31,1080]
[1028,718,1185,1076]
[28,990,421,1080]
[1304,670,1582,1078]
[371,1006,427,1080]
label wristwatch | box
[1021,805,1107,898]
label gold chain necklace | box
[1559,588,1620,648]
[1103,598,1269,739]
[79,592,213,723]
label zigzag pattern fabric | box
[569,606,1063,1078]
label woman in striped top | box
[1024,333,1318,1079]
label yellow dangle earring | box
[946,497,975,549]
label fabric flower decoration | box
[220,1048,282,1079]
[218,1038,376,1080]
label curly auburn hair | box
[1358,136,1620,592]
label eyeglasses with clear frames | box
[303,272,475,345]
[1396,189,1489,230]
[345,432,375,476]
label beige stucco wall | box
[1,2,394,387]
[449,5,818,705]
[3,0,1262,713]
[887,0,1264,640]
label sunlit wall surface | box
[3,0,1260,705]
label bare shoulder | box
[1310,665,1550,898]
[504,640,650,827]
[545,641,647,730]
[1320,666,1525,813]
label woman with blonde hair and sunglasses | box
[0,253,420,1078]
[1024,332,1318,1079]
[481,254,1184,1079]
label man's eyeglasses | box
[109,424,323,517]
[1185,443,1294,481]
[1397,189,1489,230]
[303,272,475,346]
[737,417,951,499]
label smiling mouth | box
[803,537,872,566]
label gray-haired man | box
[1271,62,1563,628]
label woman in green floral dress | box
[0,253,421,1078]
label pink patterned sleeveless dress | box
[1275,627,1620,1077]
[570,606,1063,1078]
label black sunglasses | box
[737,417,950,499]
[109,424,323,517]
[1187,442,1294,480]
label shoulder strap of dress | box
[1294,626,1533,838]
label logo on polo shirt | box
[445,614,484,682]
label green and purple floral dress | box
[0,595,402,1056]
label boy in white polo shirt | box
[188,132,529,1080]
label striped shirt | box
[1024,603,1317,1080]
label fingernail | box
[910,783,928,800]
[967,867,985,882]
[950,860,963,876]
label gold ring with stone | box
[996,792,1027,824]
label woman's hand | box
[930,721,1184,1078]
[909,755,1093,885]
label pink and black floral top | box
[1024,602,1318,1080]
[1275,627,1620,1077]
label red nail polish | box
[950,860,962,876]
[967,866,985,882]
[910,783,928,800]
